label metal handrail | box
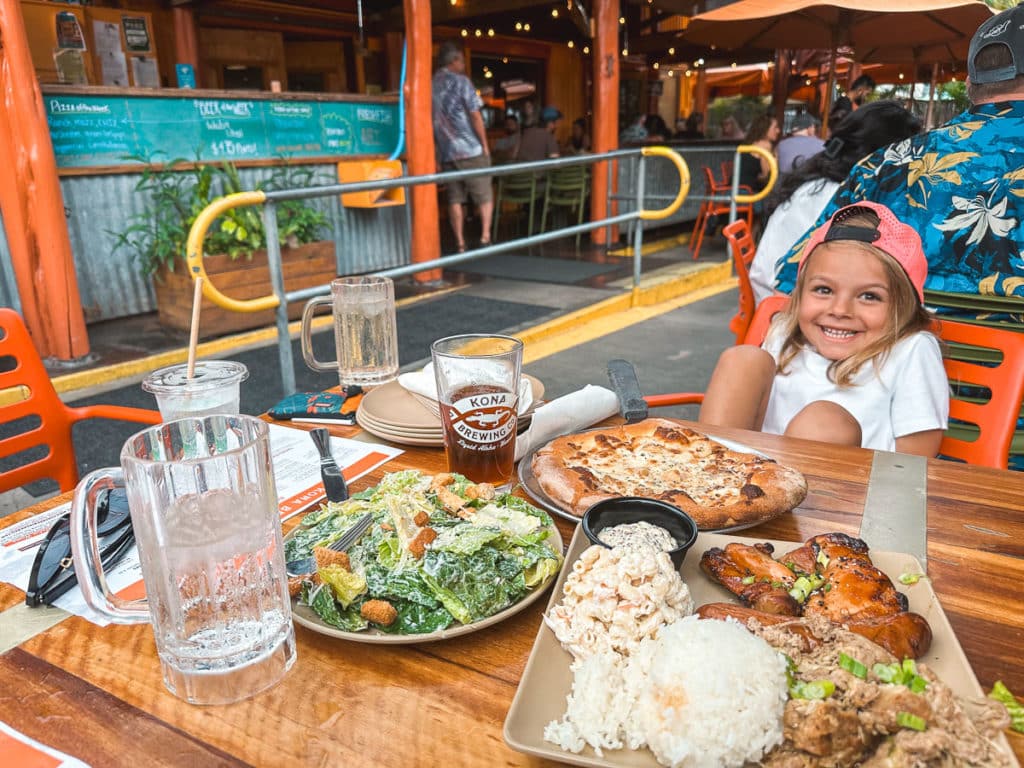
[184,146,691,395]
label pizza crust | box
[530,418,807,530]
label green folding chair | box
[492,172,541,241]
[540,166,589,246]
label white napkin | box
[514,385,620,461]
[398,364,534,415]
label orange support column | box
[590,0,620,246]
[403,0,441,282]
[0,0,88,360]
[172,7,202,88]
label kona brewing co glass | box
[431,334,523,487]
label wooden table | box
[1,420,1022,767]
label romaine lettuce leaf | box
[376,599,454,635]
[470,502,543,538]
[319,565,367,608]
[421,548,527,623]
[495,492,553,526]
[431,525,502,555]
[301,582,368,632]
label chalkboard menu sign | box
[44,93,400,168]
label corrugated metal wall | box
[0,162,411,323]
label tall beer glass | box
[431,334,523,486]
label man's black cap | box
[969,5,1024,86]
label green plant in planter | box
[111,155,329,278]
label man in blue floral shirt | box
[775,6,1024,306]
[432,41,493,252]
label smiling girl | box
[700,202,949,456]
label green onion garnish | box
[742,575,756,585]
[896,711,927,731]
[839,652,868,679]
[989,681,1024,734]
[898,572,926,585]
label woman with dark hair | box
[737,111,781,197]
[749,100,922,302]
[644,113,670,142]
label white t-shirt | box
[749,179,839,304]
[761,326,949,452]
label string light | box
[474,29,482,37]
[487,28,494,37]
[567,40,574,48]
[668,47,675,55]
[583,45,590,54]
[731,62,737,68]
[619,16,625,24]
[515,22,522,30]
[460,29,468,37]
[668,70,675,77]
[622,48,629,56]
[653,62,659,70]
[552,8,559,17]
[524,23,531,31]
[685,69,692,77]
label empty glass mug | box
[300,276,399,387]
[70,415,297,705]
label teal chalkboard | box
[44,93,400,168]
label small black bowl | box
[582,497,699,570]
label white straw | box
[187,276,203,380]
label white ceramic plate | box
[286,519,563,645]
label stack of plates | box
[357,376,544,447]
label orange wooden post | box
[0,0,88,360]
[403,0,441,282]
[172,7,202,87]
[590,0,620,245]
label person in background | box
[431,41,493,252]
[566,117,591,154]
[676,111,705,140]
[830,74,876,124]
[718,114,744,140]
[750,101,921,303]
[518,105,561,161]
[492,114,521,164]
[644,114,670,142]
[776,4,1024,307]
[619,113,648,143]
[776,113,824,173]
[520,99,538,129]
[700,202,948,457]
[737,111,780,199]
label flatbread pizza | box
[530,418,807,529]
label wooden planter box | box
[154,241,336,337]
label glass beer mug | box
[70,415,296,705]
[300,276,399,387]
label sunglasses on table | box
[25,488,135,608]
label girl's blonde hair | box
[776,210,935,386]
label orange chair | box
[722,219,757,344]
[644,296,1024,470]
[643,296,788,411]
[938,320,1024,470]
[0,308,161,493]
[689,166,753,261]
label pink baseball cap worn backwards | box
[799,201,928,302]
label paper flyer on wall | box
[0,425,402,626]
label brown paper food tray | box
[504,527,1018,768]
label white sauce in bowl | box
[599,521,678,553]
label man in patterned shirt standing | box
[432,41,493,252]
[774,5,1024,307]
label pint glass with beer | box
[431,334,523,486]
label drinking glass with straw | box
[142,277,250,421]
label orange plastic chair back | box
[690,166,754,261]
[723,219,757,344]
[937,320,1024,470]
[0,308,161,493]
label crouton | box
[465,482,496,501]
[430,473,455,492]
[413,510,431,527]
[380,522,394,531]
[408,526,438,559]
[314,546,350,572]
[436,486,466,514]
[288,575,306,598]
[360,599,398,626]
